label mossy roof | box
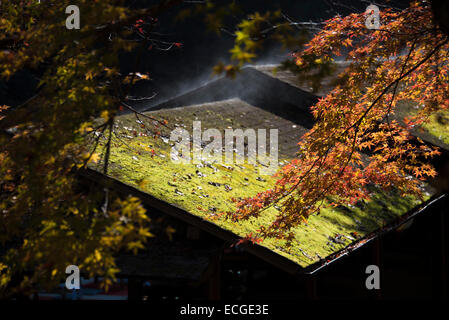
[90,97,431,271]
[393,101,449,151]
[255,64,449,150]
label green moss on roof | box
[90,100,427,268]
[421,110,449,146]
[394,101,449,150]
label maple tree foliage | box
[0,0,184,297]
[0,0,447,296]
[224,1,448,244]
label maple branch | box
[238,39,448,228]
[112,130,144,155]
[348,38,448,133]
[383,36,419,137]
[81,124,108,169]
[306,39,448,213]
[102,120,114,176]
[120,101,170,129]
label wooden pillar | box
[305,275,317,300]
[440,209,448,299]
[207,254,221,300]
[432,195,449,300]
[127,278,141,301]
[372,238,382,299]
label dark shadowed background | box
[0,1,410,109]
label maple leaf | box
[165,226,176,241]
[89,153,101,164]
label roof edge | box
[79,168,447,277]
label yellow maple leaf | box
[100,110,109,122]
[89,153,100,164]
[165,226,176,241]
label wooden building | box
[80,65,449,300]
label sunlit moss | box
[422,110,449,145]
[91,108,426,267]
